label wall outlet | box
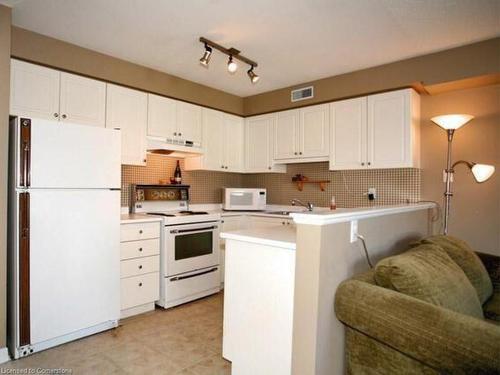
[368,187,377,201]
[350,220,358,243]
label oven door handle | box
[170,267,218,282]
[170,225,218,234]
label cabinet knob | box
[139,230,143,234]
[53,113,59,118]
[139,247,143,252]
[138,265,143,269]
[361,162,365,166]
[367,162,371,166]
[174,132,177,136]
[62,114,67,119]
[299,152,302,155]
[282,221,285,225]
[294,152,297,155]
[221,165,224,169]
[179,133,182,136]
[138,282,143,287]
[268,166,271,170]
[225,166,228,169]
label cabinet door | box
[329,97,367,170]
[176,101,202,146]
[59,72,106,127]
[106,84,148,166]
[10,59,60,121]
[245,115,273,172]
[274,109,299,160]
[147,93,177,141]
[224,114,244,172]
[202,108,225,171]
[367,90,410,168]
[299,104,329,158]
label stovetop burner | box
[178,210,208,216]
[146,210,208,217]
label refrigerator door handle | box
[19,192,31,346]
[19,118,31,188]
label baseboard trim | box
[0,347,10,364]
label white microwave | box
[222,188,267,211]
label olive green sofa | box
[335,235,500,375]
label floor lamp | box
[431,114,495,235]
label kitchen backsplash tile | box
[122,155,420,208]
[121,154,243,207]
[243,163,420,208]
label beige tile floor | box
[1,293,230,374]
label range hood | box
[147,136,202,158]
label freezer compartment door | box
[28,189,120,345]
[14,118,121,189]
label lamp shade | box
[471,164,495,183]
[431,114,474,130]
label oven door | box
[164,221,220,276]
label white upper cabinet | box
[184,109,244,173]
[299,103,329,158]
[273,104,329,163]
[10,59,106,127]
[246,114,286,173]
[176,101,202,146]
[147,93,177,140]
[10,59,60,121]
[224,114,245,172]
[274,110,299,160]
[367,89,420,169]
[59,72,106,127]
[330,97,367,170]
[329,89,420,170]
[106,84,148,166]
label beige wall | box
[421,85,500,255]
[292,209,431,375]
[244,38,500,116]
[11,27,244,116]
[0,4,11,349]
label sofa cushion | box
[374,244,484,319]
[411,235,493,304]
[483,292,500,322]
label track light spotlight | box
[199,43,212,67]
[247,66,260,83]
[227,55,238,74]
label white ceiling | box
[3,0,499,97]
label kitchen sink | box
[264,210,305,215]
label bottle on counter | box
[174,160,182,184]
[330,196,337,210]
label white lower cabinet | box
[120,221,161,319]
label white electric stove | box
[131,184,221,309]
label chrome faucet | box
[291,199,314,211]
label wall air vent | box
[291,86,314,102]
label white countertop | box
[120,213,163,224]
[290,203,435,226]
[221,226,296,250]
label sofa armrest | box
[477,252,500,290]
[335,279,500,375]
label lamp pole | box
[443,129,454,235]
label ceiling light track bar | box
[199,37,258,67]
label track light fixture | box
[199,43,212,67]
[227,56,238,74]
[247,65,259,84]
[199,37,260,83]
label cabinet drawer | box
[120,238,159,260]
[121,255,160,278]
[121,222,160,242]
[121,272,159,310]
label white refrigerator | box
[8,117,121,359]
